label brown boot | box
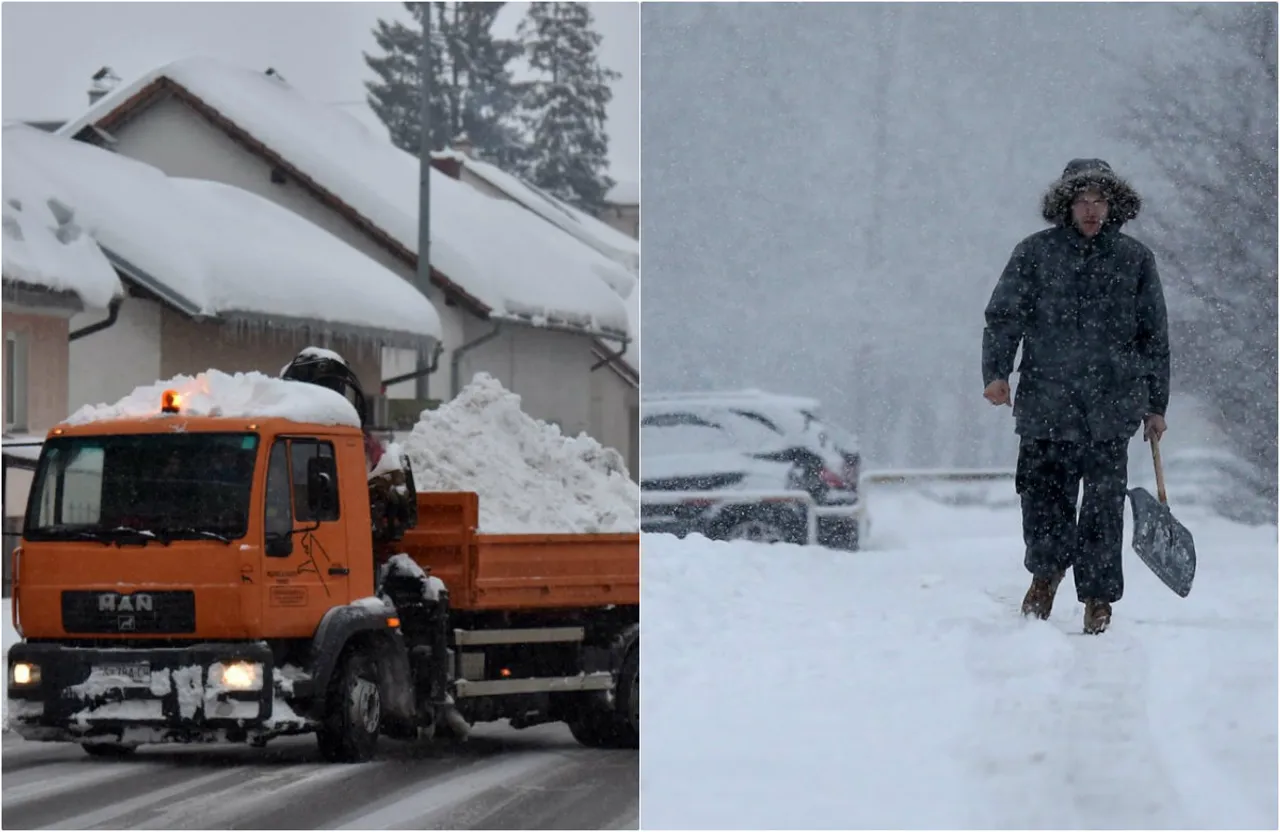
[1020,570,1066,620]
[1083,599,1112,634]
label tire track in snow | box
[1,725,637,830]
[331,751,567,829]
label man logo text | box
[98,594,153,613]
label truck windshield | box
[24,432,260,544]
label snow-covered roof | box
[57,56,631,337]
[605,179,639,206]
[444,154,639,278]
[5,125,442,347]
[2,176,122,309]
[65,369,362,428]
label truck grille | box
[61,590,196,635]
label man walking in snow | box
[981,158,1171,635]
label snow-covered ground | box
[642,480,1278,829]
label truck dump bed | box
[399,493,639,611]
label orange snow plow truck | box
[7,398,638,762]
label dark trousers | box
[1015,438,1128,603]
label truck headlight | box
[11,662,40,686]
[220,662,261,691]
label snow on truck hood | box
[3,124,442,344]
[57,57,631,337]
[65,369,361,428]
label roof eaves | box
[100,245,205,318]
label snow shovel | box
[1127,435,1196,598]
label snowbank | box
[642,499,1278,829]
[1,189,122,309]
[402,374,638,533]
[58,57,631,336]
[66,369,360,427]
[4,124,442,345]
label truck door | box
[263,437,350,635]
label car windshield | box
[641,413,739,456]
[24,432,260,543]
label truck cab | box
[8,382,638,761]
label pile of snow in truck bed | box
[66,369,361,427]
[401,374,639,534]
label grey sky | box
[1,1,639,182]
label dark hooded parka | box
[983,159,1171,443]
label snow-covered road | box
[1,723,636,830]
[642,480,1278,829]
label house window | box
[4,332,28,432]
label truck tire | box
[81,742,138,758]
[568,631,638,749]
[317,649,381,762]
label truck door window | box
[290,439,338,523]
[264,440,293,538]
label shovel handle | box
[1150,436,1168,505]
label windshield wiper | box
[64,529,114,546]
[156,527,234,544]
[103,526,166,547]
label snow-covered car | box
[640,393,866,550]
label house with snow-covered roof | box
[3,124,443,431]
[55,57,638,474]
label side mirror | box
[265,533,293,557]
[306,456,339,521]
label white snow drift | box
[402,374,639,534]
[642,483,1278,830]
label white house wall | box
[100,94,633,462]
[68,295,162,414]
[455,318,593,437]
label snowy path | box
[0,723,637,830]
[642,484,1277,829]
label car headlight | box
[219,661,262,691]
[11,662,40,686]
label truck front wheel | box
[317,649,382,762]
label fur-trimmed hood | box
[1041,158,1142,228]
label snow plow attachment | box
[1127,438,1196,598]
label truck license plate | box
[97,662,151,685]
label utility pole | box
[415,4,434,401]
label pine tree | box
[364,3,523,164]
[516,2,620,212]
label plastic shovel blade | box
[1127,486,1197,598]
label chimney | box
[88,66,121,106]
[451,132,474,159]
